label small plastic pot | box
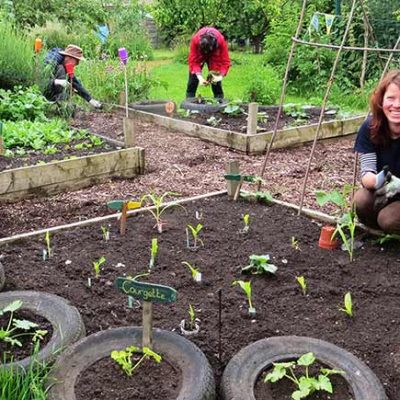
[318,225,339,250]
[180,319,200,336]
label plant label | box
[115,277,177,303]
[107,200,142,211]
[224,174,256,183]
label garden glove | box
[196,74,208,86]
[374,165,390,189]
[376,173,400,199]
[54,79,69,88]
[210,73,223,84]
[89,99,102,109]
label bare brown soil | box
[1,196,399,399]
[0,109,356,238]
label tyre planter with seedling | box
[47,273,215,400]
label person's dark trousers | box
[185,73,224,99]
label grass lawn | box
[148,49,369,113]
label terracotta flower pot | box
[318,225,339,250]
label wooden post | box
[246,102,258,135]
[0,121,3,156]
[120,202,128,235]
[233,176,244,201]
[123,117,135,148]
[225,160,240,198]
[142,301,153,349]
[119,91,126,106]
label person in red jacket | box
[186,27,231,99]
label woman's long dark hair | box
[370,70,400,146]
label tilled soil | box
[0,109,358,238]
[1,196,399,399]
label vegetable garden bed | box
[0,147,145,202]
[117,105,366,154]
[0,193,398,399]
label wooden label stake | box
[116,275,177,350]
[107,200,142,235]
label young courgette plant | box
[186,223,204,249]
[232,280,256,317]
[339,292,353,317]
[0,300,47,347]
[181,261,202,282]
[180,304,200,335]
[148,238,158,270]
[241,254,277,275]
[140,191,186,233]
[264,352,344,400]
[111,345,162,376]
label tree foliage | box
[150,0,285,52]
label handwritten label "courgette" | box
[115,277,177,303]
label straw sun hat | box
[59,44,85,61]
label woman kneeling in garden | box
[354,70,400,233]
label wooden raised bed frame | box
[121,107,365,154]
[0,147,145,202]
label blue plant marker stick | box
[128,296,133,308]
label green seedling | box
[111,345,162,377]
[186,223,204,249]
[316,185,356,262]
[101,225,110,241]
[232,280,255,316]
[265,352,344,400]
[241,255,277,275]
[374,233,400,245]
[0,300,47,347]
[296,276,307,295]
[291,236,300,251]
[92,256,106,279]
[242,214,250,233]
[206,116,221,127]
[182,261,202,282]
[339,292,353,317]
[140,191,186,233]
[43,231,52,260]
[240,190,273,204]
[149,238,158,269]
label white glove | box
[54,79,68,88]
[196,74,208,86]
[89,99,102,109]
[211,73,223,83]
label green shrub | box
[0,20,34,89]
[0,86,49,122]
[76,59,163,103]
[242,64,281,105]
[103,1,153,60]
[29,20,100,60]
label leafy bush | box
[3,119,89,151]
[76,59,163,103]
[29,20,100,60]
[242,64,281,105]
[0,19,34,89]
[9,0,106,29]
[103,1,153,60]
[0,86,49,122]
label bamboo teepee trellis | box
[257,0,400,214]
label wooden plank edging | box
[0,147,145,202]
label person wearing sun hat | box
[44,44,102,108]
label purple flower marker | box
[118,47,128,65]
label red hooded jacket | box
[188,27,231,76]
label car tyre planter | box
[0,262,5,291]
[221,336,387,400]
[0,290,85,369]
[180,98,229,113]
[47,326,216,400]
